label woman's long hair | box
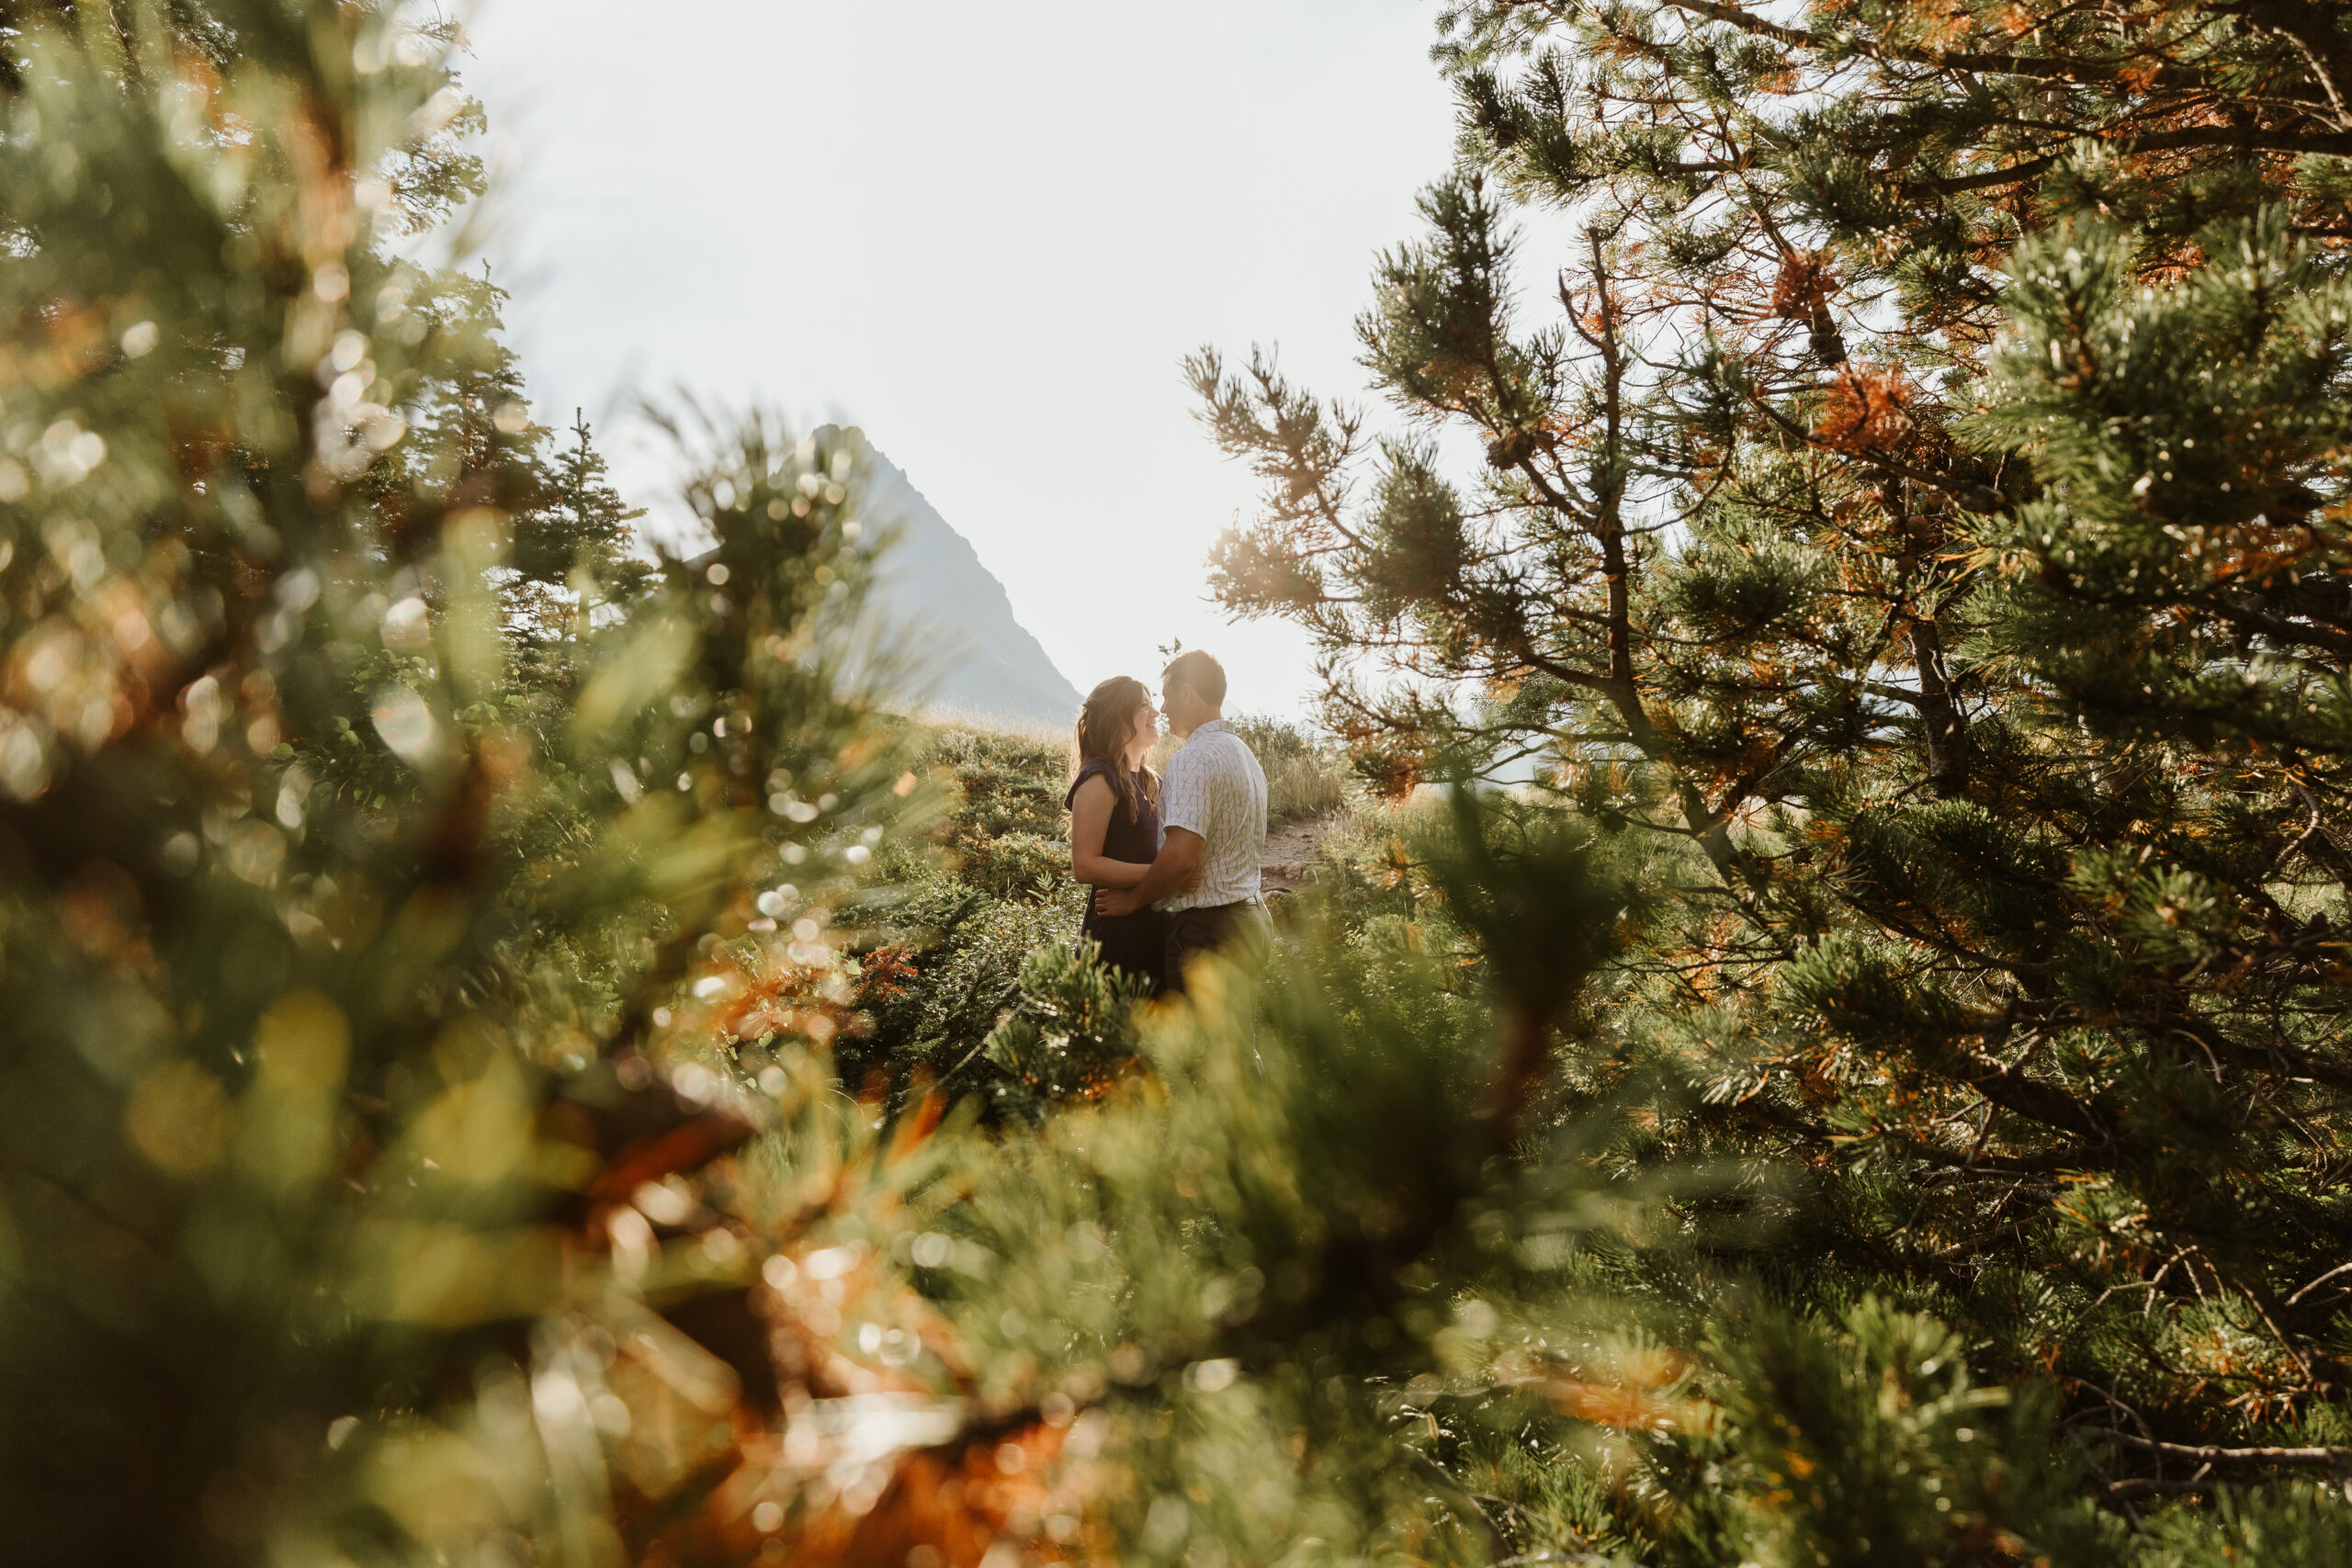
[1073,675,1159,824]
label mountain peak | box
[833,428,1083,733]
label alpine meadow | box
[6,1,2352,1565]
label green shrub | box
[846,721,1087,1106]
[925,724,1069,850]
[982,941,1149,1111]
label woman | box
[1066,675,1167,992]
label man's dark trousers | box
[1163,899,1270,996]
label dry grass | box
[913,701,1070,748]
[1227,715,1351,825]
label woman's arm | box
[1069,773,1151,888]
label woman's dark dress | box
[1068,761,1167,992]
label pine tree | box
[503,407,652,651]
[1191,0,2352,1546]
[539,408,652,599]
[400,262,549,516]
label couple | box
[1064,649,1267,997]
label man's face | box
[1160,681,1199,735]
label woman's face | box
[1127,698,1159,754]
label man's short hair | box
[1162,649,1227,709]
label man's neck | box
[1177,708,1224,739]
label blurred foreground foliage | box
[6,4,2352,1568]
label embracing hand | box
[1094,886,1144,919]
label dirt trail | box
[1261,813,1343,898]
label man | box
[1095,649,1268,994]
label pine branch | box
[2091,1430,2352,1469]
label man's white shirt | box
[1156,719,1268,911]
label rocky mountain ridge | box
[838,429,1082,733]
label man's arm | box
[1094,828,1202,917]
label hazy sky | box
[458,0,1460,721]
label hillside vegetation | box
[843,717,1360,1115]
